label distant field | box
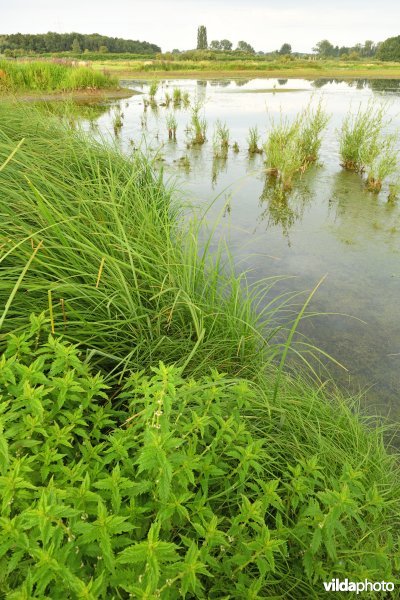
[91,58,400,79]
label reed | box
[173,87,182,106]
[166,112,177,140]
[264,117,303,191]
[339,101,398,191]
[213,120,230,158]
[247,125,262,154]
[182,91,190,108]
[298,98,330,166]
[190,102,207,144]
[149,80,159,98]
[164,91,171,107]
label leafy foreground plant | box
[0,319,399,599]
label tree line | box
[0,32,160,55]
[195,26,400,61]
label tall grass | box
[339,101,398,191]
[247,125,262,154]
[0,103,274,378]
[264,117,303,191]
[0,103,399,596]
[0,59,116,92]
[173,87,182,106]
[264,100,329,191]
[190,101,207,144]
[166,112,177,140]
[212,119,230,158]
[148,80,158,98]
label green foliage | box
[166,112,177,140]
[236,41,255,54]
[196,26,208,51]
[377,35,400,61]
[0,32,160,55]
[247,126,262,154]
[172,87,182,106]
[264,100,329,191]
[149,80,158,98]
[190,102,207,144]
[0,322,398,597]
[0,60,116,93]
[0,103,266,379]
[339,101,398,190]
[212,120,230,158]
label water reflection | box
[259,176,311,244]
[311,78,400,95]
[73,76,400,417]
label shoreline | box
[0,86,138,102]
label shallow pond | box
[91,77,400,418]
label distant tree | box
[210,40,222,50]
[98,45,108,53]
[172,48,181,54]
[376,35,400,61]
[313,39,335,58]
[236,40,255,54]
[0,32,161,55]
[279,43,292,55]
[220,39,233,51]
[362,40,376,57]
[71,38,82,53]
[197,25,208,50]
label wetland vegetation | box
[0,101,399,598]
[0,59,118,93]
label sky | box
[1,0,399,53]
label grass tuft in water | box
[149,80,159,98]
[213,120,230,159]
[166,112,177,140]
[190,101,207,144]
[247,125,263,154]
[339,101,398,192]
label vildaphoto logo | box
[323,579,395,594]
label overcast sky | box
[2,0,399,53]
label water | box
[90,77,400,418]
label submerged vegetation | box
[0,59,117,93]
[0,100,399,597]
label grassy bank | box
[92,58,400,79]
[0,59,118,93]
[0,104,399,598]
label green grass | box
[339,100,398,191]
[0,59,117,93]
[91,57,400,79]
[264,100,329,191]
[247,125,262,154]
[212,120,230,158]
[0,102,399,597]
[0,102,273,379]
